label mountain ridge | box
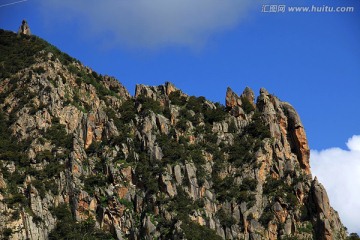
[0,29,348,240]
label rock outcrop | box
[18,20,31,35]
[0,29,347,240]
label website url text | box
[261,5,355,13]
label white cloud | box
[37,0,256,49]
[311,135,360,235]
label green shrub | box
[157,135,185,165]
[5,192,27,207]
[245,112,271,139]
[300,205,309,220]
[236,191,255,206]
[241,178,257,191]
[286,193,298,208]
[134,152,160,194]
[32,179,46,198]
[33,66,46,74]
[226,135,253,166]
[68,65,79,75]
[203,103,226,124]
[50,203,72,221]
[118,198,133,210]
[42,162,65,179]
[204,132,218,144]
[348,233,360,240]
[281,236,298,240]
[216,208,236,228]
[43,120,72,149]
[298,222,313,234]
[83,175,107,194]
[225,113,270,167]
[168,187,196,219]
[33,215,43,226]
[169,91,187,106]
[189,148,205,165]
[136,95,163,114]
[228,119,237,133]
[35,150,54,162]
[186,96,205,113]
[7,170,26,186]
[119,99,136,123]
[85,141,102,155]
[176,118,188,131]
[259,208,273,225]
[213,176,237,202]
[241,97,255,114]
[0,111,29,166]
[182,220,222,240]
[45,179,59,195]
[263,177,282,195]
[2,228,13,239]
[11,210,20,220]
[263,176,297,207]
[49,204,113,240]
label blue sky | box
[1,0,360,234]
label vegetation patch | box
[49,203,113,239]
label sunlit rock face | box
[0,29,346,240]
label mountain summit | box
[0,29,347,239]
[17,20,31,36]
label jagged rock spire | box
[225,86,255,117]
[18,19,31,35]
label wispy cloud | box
[311,135,360,234]
[0,0,27,8]
[37,0,256,49]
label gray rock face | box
[241,87,255,107]
[135,82,179,102]
[312,177,331,217]
[311,177,345,240]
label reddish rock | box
[225,87,241,109]
[116,186,129,199]
[294,127,311,174]
[165,82,176,96]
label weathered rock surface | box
[0,30,347,240]
[18,20,31,36]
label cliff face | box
[0,30,346,240]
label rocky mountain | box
[0,29,348,240]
